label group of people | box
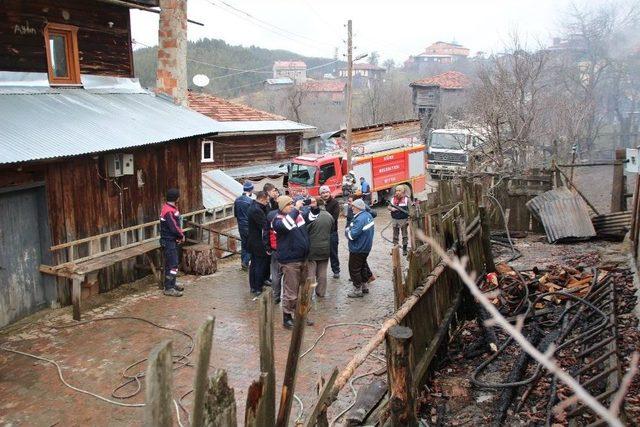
[158,179,412,330]
[234,181,384,328]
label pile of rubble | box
[418,255,639,426]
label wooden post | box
[385,326,417,427]
[304,367,339,427]
[392,245,406,310]
[345,19,354,171]
[611,149,626,213]
[203,369,237,426]
[72,277,83,321]
[276,274,313,427]
[245,373,268,427]
[479,206,496,273]
[259,292,276,426]
[144,340,173,427]
[191,317,215,427]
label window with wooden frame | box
[201,140,214,162]
[44,23,81,85]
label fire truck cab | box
[286,138,426,204]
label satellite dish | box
[192,74,210,87]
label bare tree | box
[468,33,550,169]
[284,85,307,123]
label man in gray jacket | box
[306,197,335,298]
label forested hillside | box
[133,38,340,96]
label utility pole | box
[345,19,353,171]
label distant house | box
[410,71,470,129]
[405,41,470,73]
[338,63,386,88]
[264,77,295,91]
[301,80,347,103]
[273,61,307,83]
[187,92,315,178]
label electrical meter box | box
[105,154,123,177]
[122,154,134,175]
[105,153,134,177]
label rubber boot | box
[283,313,294,329]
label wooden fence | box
[142,179,495,426]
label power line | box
[198,0,334,51]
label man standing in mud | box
[160,188,185,297]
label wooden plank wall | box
[402,179,484,388]
[0,138,202,299]
[207,133,302,169]
[0,0,133,77]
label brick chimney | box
[156,0,188,107]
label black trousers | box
[249,254,270,293]
[161,239,179,291]
[329,231,340,274]
[348,251,371,289]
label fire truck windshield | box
[289,163,317,186]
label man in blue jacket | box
[360,177,372,205]
[234,181,254,270]
[272,195,313,329]
[160,188,185,297]
[345,198,375,298]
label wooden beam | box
[71,277,84,321]
[304,367,339,427]
[191,317,215,427]
[555,166,601,216]
[259,292,276,426]
[330,259,448,400]
[392,245,406,310]
[386,325,417,427]
[611,149,626,213]
[144,340,173,427]
[276,272,312,427]
[479,206,496,273]
[245,373,268,427]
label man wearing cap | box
[345,198,375,298]
[388,185,411,256]
[272,195,313,328]
[306,197,334,297]
[319,185,341,278]
[160,188,185,297]
[234,181,254,270]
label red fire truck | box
[286,138,426,204]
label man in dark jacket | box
[247,191,271,296]
[160,188,185,297]
[234,181,254,270]
[272,195,313,328]
[306,197,335,297]
[388,185,411,256]
[345,198,375,298]
[319,185,341,279]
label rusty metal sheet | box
[591,211,632,241]
[526,187,596,243]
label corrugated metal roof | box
[526,187,596,243]
[225,161,287,179]
[202,169,243,210]
[0,88,222,164]
[215,120,315,135]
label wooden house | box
[0,0,223,327]
[188,91,314,179]
[410,71,470,130]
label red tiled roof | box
[273,60,307,69]
[188,92,285,122]
[301,80,346,93]
[411,71,470,89]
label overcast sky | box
[130,0,591,62]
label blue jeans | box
[161,239,179,291]
[329,231,340,274]
[249,254,270,293]
[239,227,251,267]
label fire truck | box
[285,138,426,204]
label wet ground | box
[0,209,400,427]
